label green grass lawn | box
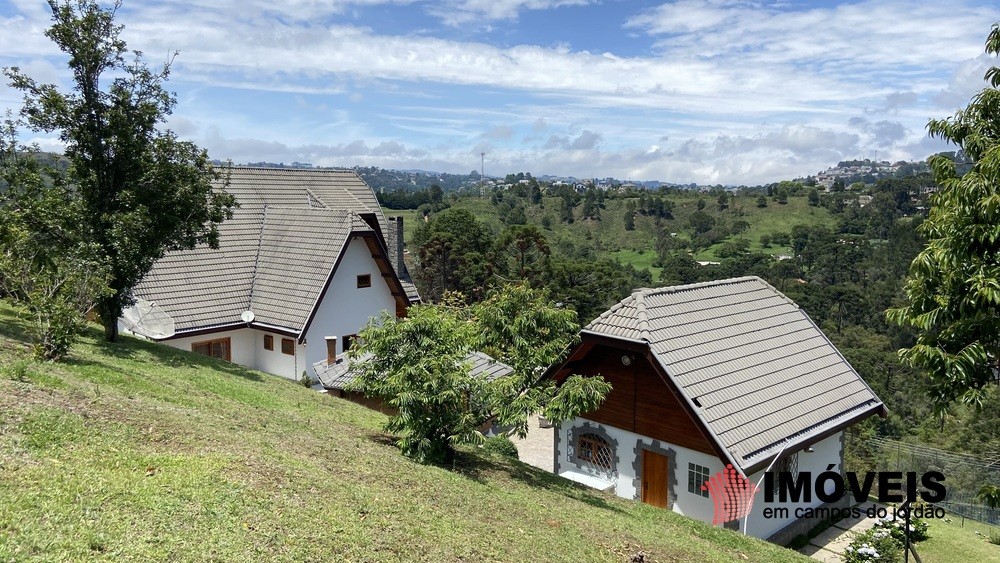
[0,301,806,562]
[916,514,1000,562]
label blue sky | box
[1,0,999,184]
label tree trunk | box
[99,299,119,342]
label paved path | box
[512,415,555,472]
[797,503,885,561]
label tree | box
[5,0,234,341]
[756,195,768,208]
[581,188,600,220]
[623,210,635,231]
[808,188,820,206]
[696,198,706,210]
[688,210,716,235]
[0,121,111,360]
[413,209,493,301]
[887,23,1000,409]
[560,193,575,223]
[492,225,550,283]
[528,181,542,205]
[717,193,729,211]
[775,186,789,204]
[350,286,610,464]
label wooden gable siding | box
[572,344,716,456]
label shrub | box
[483,435,519,459]
[843,526,903,563]
[989,529,1000,546]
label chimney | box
[395,216,405,275]
[325,336,337,365]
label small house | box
[546,277,886,542]
[124,167,420,381]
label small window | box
[343,334,358,353]
[357,274,371,288]
[263,334,273,351]
[776,452,799,480]
[577,433,613,471]
[688,463,711,497]
[192,337,231,361]
[281,338,295,356]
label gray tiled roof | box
[585,276,884,473]
[315,350,513,390]
[134,167,409,334]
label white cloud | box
[2,0,998,183]
[426,0,596,27]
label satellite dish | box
[121,299,175,339]
[241,310,255,323]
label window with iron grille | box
[777,452,799,479]
[688,463,711,497]
[577,433,614,471]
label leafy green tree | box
[756,195,768,208]
[775,186,789,204]
[717,193,729,210]
[888,23,1000,409]
[716,239,750,259]
[696,198,706,210]
[808,188,820,206]
[688,210,716,235]
[350,286,610,464]
[4,0,234,341]
[0,123,111,360]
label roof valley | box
[245,205,269,313]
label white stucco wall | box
[253,331,301,380]
[555,417,844,540]
[160,328,256,368]
[742,431,844,539]
[158,328,304,380]
[301,236,398,377]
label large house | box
[545,277,886,542]
[123,167,419,381]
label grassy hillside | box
[386,193,837,279]
[0,301,806,562]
